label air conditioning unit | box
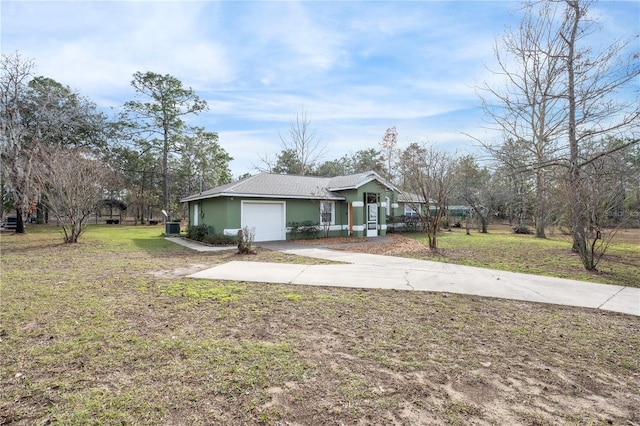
[165,222,181,235]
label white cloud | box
[3,1,232,103]
[3,0,637,178]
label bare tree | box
[455,155,499,233]
[2,53,107,233]
[560,0,639,270]
[556,137,629,269]
[34,146,112,243]
[480,1,567,238]
[310,185,335,238]
[380,126,398,182]
[397,142,459,251]
[258,108,325,175]
[482,0,639,270]
[495,138,536,233]
[0,52,37,233]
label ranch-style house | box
[181,171,437,242]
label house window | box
[404,204,420,216]
[366,193,378,204]
[320,201,335,225]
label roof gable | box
[327,171,396,192]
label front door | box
[365,193,378,237]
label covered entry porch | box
[348,192,388,238]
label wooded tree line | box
[1,53,232,241]
[263,114,638,248]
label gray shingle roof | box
[181,171,396,203]
[398,191,434,204]
[327,171,394,191]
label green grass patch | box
[284,293,303,302]
[83,224,176,252]
[407,225,640,287]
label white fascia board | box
[327,185,357,191]
[328,177,375,192]
[180,194,207,203]
[185,192,345,202]
[330,179,397,193]
[355,176,394,191]
[227,192,344,200]
[180,192,224,203]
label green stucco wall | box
[186,181,398,240]
[189,197,241,234]
[189,197,348,239]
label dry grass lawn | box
[1,225,638,425]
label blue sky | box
[2,1,638,177]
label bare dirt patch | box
[295,233,433,256]
[149,263,213,278]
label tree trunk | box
[36,204,46,224]
[508,205,513,226]
[425,216,440,252]
[427,230,437,251]
[466,213,471,235]
[479,215,488,234]
[519,186,527,230]
[534,170,547,238]
[162,123,170,214]
[564,1,592,269]
[15,206,25,234]
[69,221,82,243]
[535,219,546,239]
[472,207,489,233]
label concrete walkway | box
[169,238,640,316]
[165,236,237,252]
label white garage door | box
[242,201,286,242]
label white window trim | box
[320,201,336,225]
[404,204,421,216]
[193,204,199,226]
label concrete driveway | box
[172,238,640,317]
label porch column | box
[379,201,387,236]
[351,201,365,238]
